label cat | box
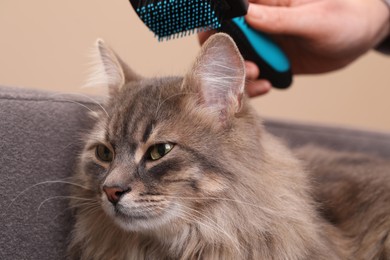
[68,33,390,259]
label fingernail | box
[247,4,261,18]
[245,62,260,79]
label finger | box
[198,30,217,45]
[246,80,272,97]
[246,3,313,35]
[245,61,272,97]
[249,0,292,7]
[245,61,260,80]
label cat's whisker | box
[58,142,79,153]
[49,92,109,118]
[167,194,304,224]
[3,179,93,216]
[58,99,97,114]
[154,92,197,118]
[71,200,101,214]
[68,201,99,211]
[73,202,101,216]
[164,195,277,216]
[48,200,100,222]
[36,195,97,215]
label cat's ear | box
[184,33,246,121]
[86,39,140,95]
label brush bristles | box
[135,0,222,40]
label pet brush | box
[129,0,292,88]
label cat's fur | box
[68,34,390,259]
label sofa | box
[1,85,389,259]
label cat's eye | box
[148,143,174,161]
[95,144,113,162]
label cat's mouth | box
[102,197,176,231]
[114,204,162,220]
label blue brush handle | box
[218,17,292,88]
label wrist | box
[376,0,390,53]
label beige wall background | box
[1,0,389,132]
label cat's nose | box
[103,185,131,204]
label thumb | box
[245,3,310,35]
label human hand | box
[245,0,390,74]
[199,0,390,97]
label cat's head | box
[79,33,256,232]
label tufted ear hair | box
[85,39,140,96]
[184,33,246,122]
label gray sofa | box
[1,85,389,260]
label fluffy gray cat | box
[68,33,390,259]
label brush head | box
[130,0,248,41]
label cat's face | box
[79,34,246,231]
